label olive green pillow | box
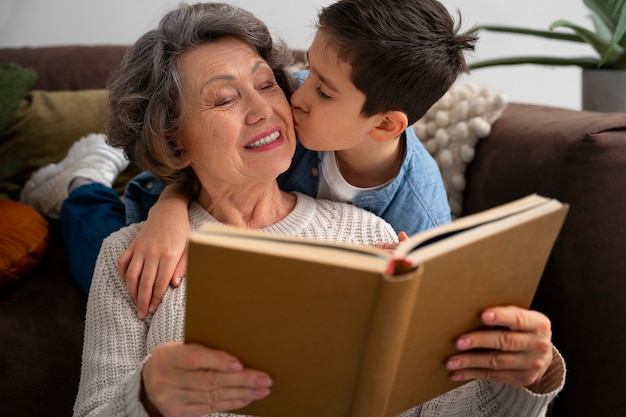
[0,63,37,133]
[0,89,140,199]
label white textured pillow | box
[412,83,508,218]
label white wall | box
[444,0,591,110]
[0,0,593,110]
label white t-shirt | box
[317,151,392,203]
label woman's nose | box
[246,91,274,124]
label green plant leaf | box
[471,24,585,42]
[468,56,601,70]
[584,0,626,65]
[550,19,624,64]
[590,10,613,42]
[551,18,611,44]
[469,0,626,70]
[603,3,626,65]
[584,0,625,32]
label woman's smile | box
[245,130,282,149]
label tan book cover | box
[185,194,568,417]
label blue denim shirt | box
[123,71,451,235]
[123,171,164,225]
[277,127,450,235]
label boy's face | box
[291,33,382,151]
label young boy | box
[22,0,475,312]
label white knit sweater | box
[74,192,565,417]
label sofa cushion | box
[0,62,37,132]
[0,226,86,417]
[0,199,49,293]
[0,89,140,199]
[412,83,508,218]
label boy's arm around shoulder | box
[119,181,193,320]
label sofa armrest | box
[463,102,626,416]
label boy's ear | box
[370,110,409,143]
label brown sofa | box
[1,45,625,417]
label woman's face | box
[177,37,296,191]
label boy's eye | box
[316,87,332,100]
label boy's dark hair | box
[318,0,477,125]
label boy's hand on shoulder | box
[375,231,408,250]
[118,211,190,319]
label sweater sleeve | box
[395,347,566,417]
[73,224,151,417]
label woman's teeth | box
[246,131,280,149]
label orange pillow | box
[0,199,49,292]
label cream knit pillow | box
[412,83,508,218]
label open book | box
[185,194,568,417]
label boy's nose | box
[290,88,305,111]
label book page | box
[191,195,564,277]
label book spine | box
[349,267,424,417]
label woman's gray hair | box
[106,2,296,186]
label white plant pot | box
[582,69,626,113]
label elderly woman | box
[74,3,397,417]
[74,3,564,417]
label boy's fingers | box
[124,256,145,302]
[398,231,409,241]
[117,249,132,279]
[149,262,173,315]
[171,248,189,287]
[137,263,158,319]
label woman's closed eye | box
[258,81,280,93]
[207,85,239,107]
[260,78,277,88]
[215,95,238,107]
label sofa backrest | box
[0,45,130,91]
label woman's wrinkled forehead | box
[178,37,264,78]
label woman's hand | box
[118,184,192,319]
[142,342,272,417]
[445,306,553,388]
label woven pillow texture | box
[413,83,508,218]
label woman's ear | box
[369,110,409,143]
[174,140,193,167]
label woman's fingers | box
[143,343,273,416]
[446,306,553,387]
